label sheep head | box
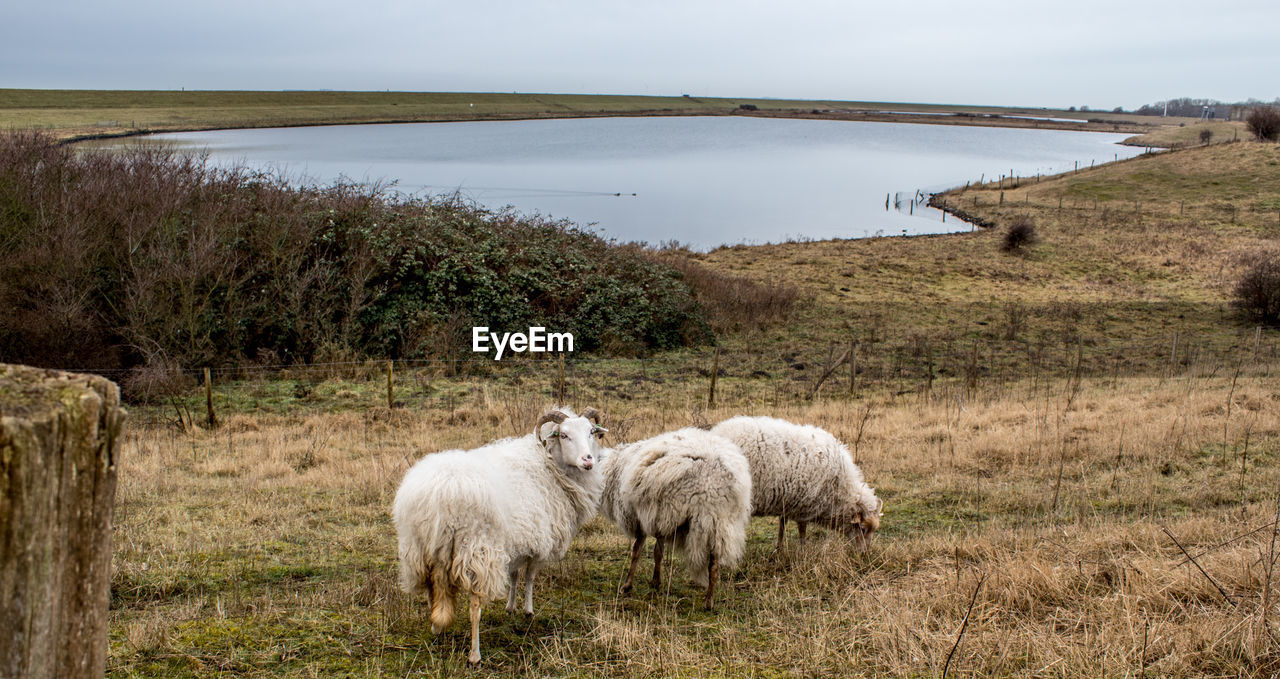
[846,496,883,552]
[536,408,606,471]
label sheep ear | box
[535,410,568,444]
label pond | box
[140,116,1144,248]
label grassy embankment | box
[0,88,1206,143]
[104,139,1280,676]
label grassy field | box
[101,137,1280,676]
[1,88,1192,143]
[111,368,1280,677]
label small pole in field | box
[848,339,857,397]
[557,353,566,404]
[386,360,394,409]
[204,367,217,429]
[707,347,721,409]
[1255,326,1262,362]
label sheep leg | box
[704,552,719,610]
[621,535,645,594]
[499,558,519,609]
[775,516,787,552]
[522,561,539,616]
[651,536,666,591]
[467,592,482,664]
[797,521,807,542]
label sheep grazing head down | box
[536,407,607,471]
[846,496,884,552]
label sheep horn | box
[580,407,602,424]
[535,410,568,444]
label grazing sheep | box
[710,416,882,551]
[392,407,607,664]
[598,428,752,609]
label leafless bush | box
[1246,106,1280,141]
[1001,216,1038,253]
[651,250,800,333]
[1234,253,1280,323]
[120,359,196,404]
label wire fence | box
[45,322,1279,430]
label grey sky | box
[3,0,1275,109]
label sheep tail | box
[683,512,746,587]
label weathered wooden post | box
[1,364,125,679]
[556,353,566,404]
[385,360,394,409]
[707,347,721,409]
[203,367,217,429]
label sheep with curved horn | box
[393,406,606,664]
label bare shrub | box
[651,250,800,333]
[1234,253,1280,323]
[120,359,196,404]
[0,133,714,371]
[1246,106,1280,141]
[1001,216,1038,253]
[1199,128,1213,145]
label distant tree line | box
[1127,96,1280,118]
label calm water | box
[143,117,1142,248]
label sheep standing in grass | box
[599,428,751,609]
[392,407,607,664]
[711,416,882,551]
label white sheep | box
[710,416,882,551]
[598,427,752,609]
[392,407,607,664]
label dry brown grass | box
[109,366,1280,677]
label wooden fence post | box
[707,347,721,409]
[848,339,858,397]
[386,360,394,409]
[1,364,124,679]
[203,367,217,429]
[557,353,566,404]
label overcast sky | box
[3,0,1275,109]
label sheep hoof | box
[523,607,534,617]
[430,623,445,635]
[468,651,482,665]
[505,603,518,614]
[618,584,632,595]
